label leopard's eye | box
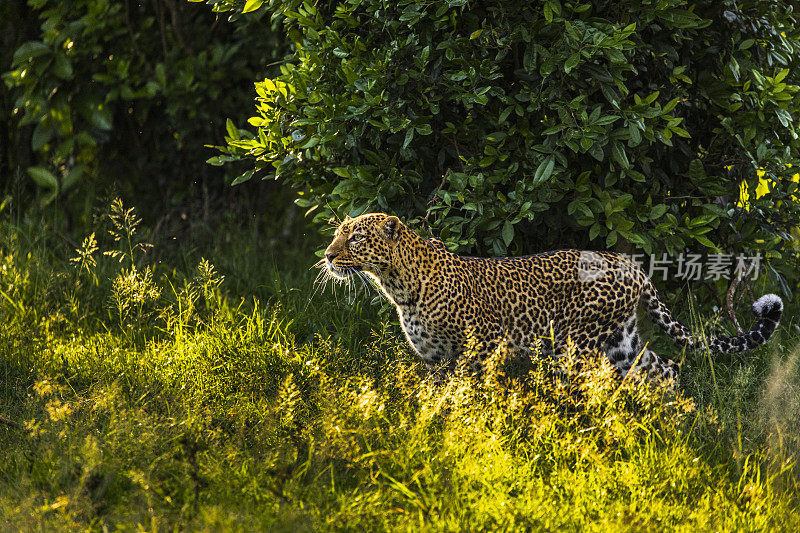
[348,233,365,243]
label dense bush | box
[2,0,284,224]
[213,0,800,300]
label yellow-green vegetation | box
[1,204,799,531]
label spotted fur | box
[324,213,783,382]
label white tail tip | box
[752,294,783,317]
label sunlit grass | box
[0,203,798,530]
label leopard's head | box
[324,213,403,279]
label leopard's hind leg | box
[603,314,680,383]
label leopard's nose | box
[326,251,339,262]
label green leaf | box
[469,29,483,40]
[642,91,660,105]
[12,41,50,65]
[61,164,85,192]
[689,159,706,183]
[595,115,620,126]
[242,0,264,13]
[695,235,716,248]
[628,123,642,146]
[662,97,681,114]
[31,123,53,152]
[775,108,792,128]
[331,179,353,195]
[300,136,319,149]
[626,169,646,182]
[155,62,167,87]
[589,222,602,241]
[542,124,567,135]
[611,142,629,169]
[670,126,691,138]
[564,20,580,41]
[415,123,433,135]
[231,169,255,185]
[403,128,415,149]
[588,143,604,161]
[52,54,73,79]
[543,3,553,24]
[649,204,668,220]
[27,166,58,191]
[95,112,112,131]
[226,119,240,140]
[564,53,580,73]
[206,156,227,166]
[501,221,514,246]
[533,156,555,184]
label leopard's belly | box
[397,299,536,366]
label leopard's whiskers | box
[308,258,344,309]
[354,270,375,296]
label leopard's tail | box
[642,280,783,354]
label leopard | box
[322,212,783,382]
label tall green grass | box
[0,202,798,530]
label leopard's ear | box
[331,214,352,227]
[380,215,401,242]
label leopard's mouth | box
[326,261,361,279]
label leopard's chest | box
[398,307,457,365]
